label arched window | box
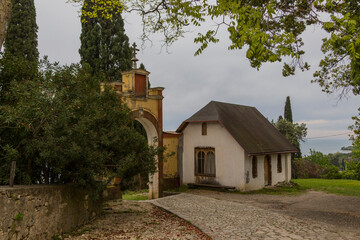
[252,156,258,178]
[197,151,205,174]
[277,154,282,173]
[195,148,215,176]
[205,151,215,175]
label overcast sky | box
[34,0,359,155]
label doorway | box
[264,155,272,186]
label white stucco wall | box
[271,154,286,184]
[245,153,292,191]
[181,122,292,191]
[245,155,265,191]
[182,122,246,190]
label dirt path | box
[63,199,211,240]
[188,189,360,231]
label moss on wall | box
[0,185,102,239]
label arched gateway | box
[104,44,164,199]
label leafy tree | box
[3,0,38,63]
[350,109,360,159]
[73,0,359,96]
[305,149,331,168]
[0,58,158,197]
[274,118,307,159]
[274,118,307,178]
[284,96,293,123]
[341,159,360,180]
[79,0,132,82]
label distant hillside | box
[341,146,354,151]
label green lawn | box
[292,178,360,197]
[122,189,148,201]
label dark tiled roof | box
[177,101,298,155]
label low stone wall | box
[0,185,102,240]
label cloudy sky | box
[34,0,359,155]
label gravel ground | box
[63,199,212,240]
[152,193,360,240]
[188,189,360,230]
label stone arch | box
[132,110,161,146]
[131,109,163,199]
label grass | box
[122,189,148,201]
[292,178,360,197]
[167,185,189,193]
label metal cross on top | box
[131,42,139,69]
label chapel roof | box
[176,101,298,155]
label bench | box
[187,183,235,191]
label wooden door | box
[135,74,146,97]
[264,155,272,186]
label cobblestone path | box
[152,193,359,240]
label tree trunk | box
[0,0,12,50]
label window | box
[277,154,282,173]
[252,156,258,178]
[195,148,215,176]
[202,122,207,135]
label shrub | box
[293,158,326,178]
[323,165,341,179]
[341,170,358,180]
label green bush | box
[341,170,358,180]
[323,165,341,179]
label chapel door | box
[264,155,272,186]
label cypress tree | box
[284,96,293,123]
[3,0,38,63]
[0,0,38,102]
[79,0,132,82]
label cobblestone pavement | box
[152,193,360,240]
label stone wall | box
[0,185,102,240]
[0,0,11,49]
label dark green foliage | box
[79,0,132,82]
[323,165,342,179]
[297,149,360,180]
[139,63,146,70]
[284,96,293,123]
[293,158,327,179]
[0,58,158,197]
[342,160,360,180]
[274,118,306,178]
[3,0,38,63]
[274,118,307,159]
[341,146,353,151]
[305,149,331,168]
[132,120,147,139]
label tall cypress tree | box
[284,96,293,123]
[3,0,38,63]
[1,0,38,102]
[79,0,132,82]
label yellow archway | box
[104,65,164,199]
